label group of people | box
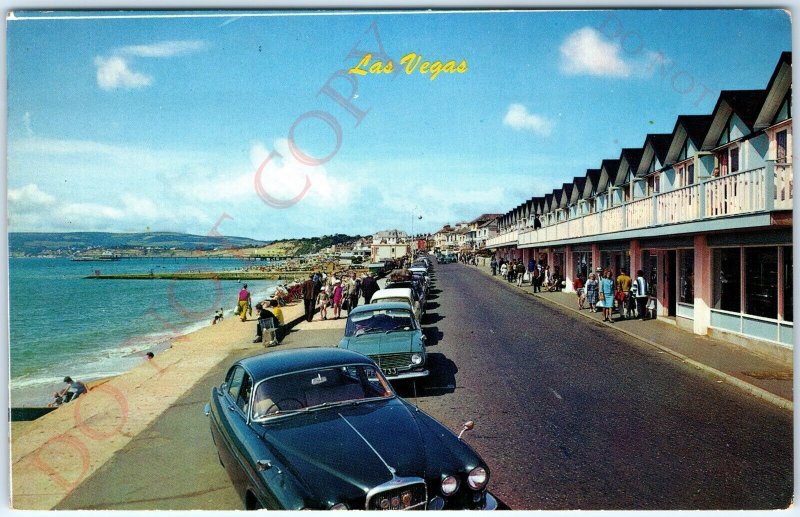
[491,257,563,292]
[302,271,378,323]
[575,268,651,322]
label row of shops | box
[488,53,793,364]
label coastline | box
[9,284,281,409]
[10,297,308,510]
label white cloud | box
[503,104,554,136]
[559,27,631,77]
[118,40,207,58]
[8,184,56,207]
[94,56,152,90]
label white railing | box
[704,167,765,218]
[775,163,793,210]
[489,162,791,249]
[626,196,653,228]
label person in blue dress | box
[598,269,616,322]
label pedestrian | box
[237,284,251,322]
[585,272,598,311]
[635,269,650,320]
[316,287,330,320]
[58,376,89,403]
[490,257,497,276]
[598,269,615,322]
[332,279,344,319]
[347,274,361,312]
[362,273,379,304]
[499,261,508,280]
[532,263,542,292]
[527,257,536,283]
[515,261,526,287]
[302,274,316,322]
[616,269,632,319]
[573,275,585,309]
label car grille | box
[366,478,427,510]
[372,352,414,371]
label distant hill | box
[9,231,271,255]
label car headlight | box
[411,353,423,365]
[467,466,488,490]
[329,502,349,510]
[441,475,459,496]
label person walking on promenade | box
[585,272,598,311]
[347,274,361,313]
[316,287,330,320]
[527,257,536,284]
[302,274,316,322]
[362,273,379,304]
[616,269,632,320]
[332,279,344,319]
[573,275,586,309]
[499,261,508,280]
[598,269,615,322]
[532,263,543,292]
[634,270,650,320]
[237,284,251,322]
[490,257,497,276]
[515,261,526,287]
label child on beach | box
[316,289,329,320]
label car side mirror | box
[221,382,228,391]
[457,420,475,441]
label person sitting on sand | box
[253,303,280,344]
[58,376,88,403]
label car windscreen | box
[251,364,394,420]
[344,308,417,336]
[371,296,411,305]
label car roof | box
[349,301,413,313]
[372,287,413,298]
[238,347,375,381]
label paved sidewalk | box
[477,264,793,411]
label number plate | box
[382,367,398,376]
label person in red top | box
[573,275,586,309]
[238,284,251,322]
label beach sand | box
[10,299,306,510]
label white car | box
[370,287,422,323]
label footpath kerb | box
[471,261,793,412]
[10,301,308,510]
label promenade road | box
[414,261,792,509]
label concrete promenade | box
[475,262,793,411]
[10,298,308,510]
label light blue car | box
[338,302,428,381]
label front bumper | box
[385,368,429,381]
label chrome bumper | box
[386,369,429,381]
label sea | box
[9,257,285,407]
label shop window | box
[679,250,694,304]
[713,248,741,312]
[783,246,793,322]
[745,247,778,319]
[573,252,591,281]
[641,251,657,297]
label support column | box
[629,239,641,277]
[565,245,574,292]
[591,243,600,275]
[693,234,711,336]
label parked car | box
[205,347,498,510]
[339,302,428,381]
[370,287,422,323]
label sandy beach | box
[10,298,306,510]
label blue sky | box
[6,9,792,240]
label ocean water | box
[9,257,283,406]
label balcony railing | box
[486,162,791,249]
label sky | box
[5,9,792,241]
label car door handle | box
[228,405,236,411]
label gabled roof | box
[543,193,554,212]
[571,177,586,204]
[469,213,503,225]
[637,133,672,176]
[559,183,574,207]
[701,89,768,150]
[532,196,545,215]
[755,51,792,130]
[664,115,714,165]
[598,159,620,193]
[614,148,645,185]
[582,169,602,198]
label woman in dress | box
[585,272,599,312]
[598,269,616,322]
[332,279,344,319]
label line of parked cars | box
[205,253,499,510]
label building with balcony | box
[486,52,792,363]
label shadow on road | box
[423,326,443,347]
[422,312,444,324]
[394,352,457,399]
